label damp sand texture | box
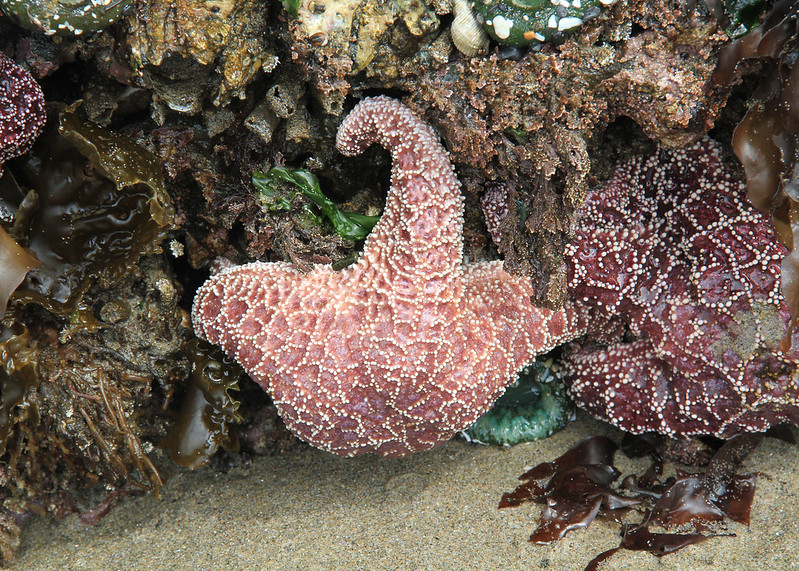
[17,415,799,570]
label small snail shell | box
[450,0,489,57]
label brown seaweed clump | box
[0,228,39,315]
[164,339,244,470]
[0,108,190,565]
[710,1,799,347]
[6,105,175,328]
[500,433,775,570]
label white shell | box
[450,0,489,57]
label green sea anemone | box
[1,0,134,36]
[471,0,616,47]
[465,359,574,445]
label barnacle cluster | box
[125,0,279,113]
[289,0,441,114]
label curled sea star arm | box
[336,96,465,287]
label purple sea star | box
[192,97,582,457]
[484,139,799,437]
[563,138,799,437]
[0,52,46,176]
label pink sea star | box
[563,139,799,438]
[192,96,581,457]
[0,52,46,176]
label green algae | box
[253,167,380,242]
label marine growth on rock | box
[0,0,133,36]
[472,0,616,47]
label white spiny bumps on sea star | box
[564,138,799,438]
[192,96,581,457]
[0,52,46,176]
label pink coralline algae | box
[564,139,799,438]
[192,97,581,457]
[0,52,46,176]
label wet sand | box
[16,413,799,570]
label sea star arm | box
[337,96,465,289]
[463,261,588,372]
[191,262,304,374]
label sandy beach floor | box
[15,413,799,570]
